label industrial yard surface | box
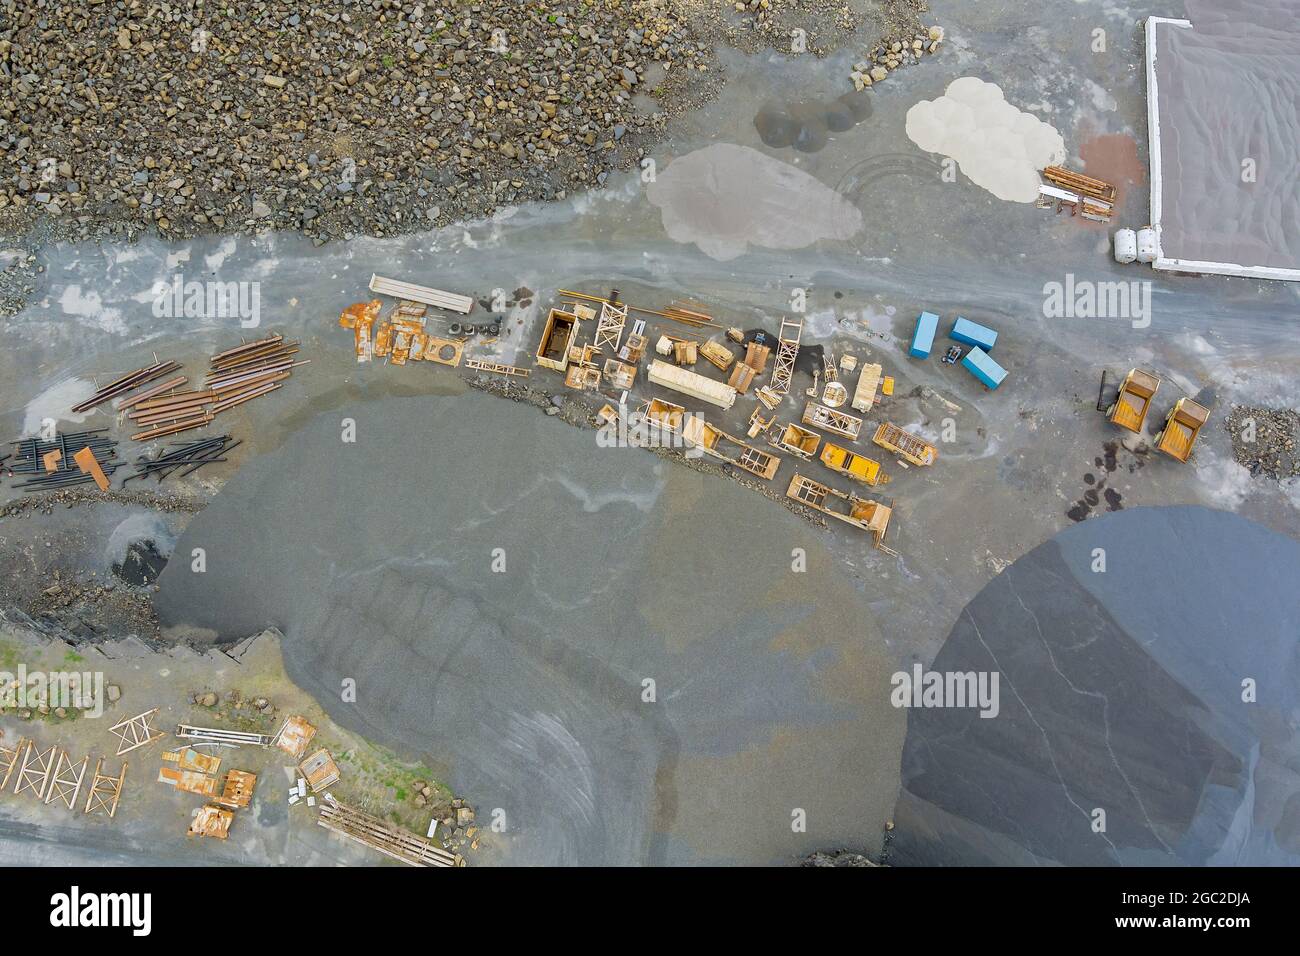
[1,0,1297,901]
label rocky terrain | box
[1226,405,1300,480]
[0,0,918,249]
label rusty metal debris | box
[272,715,317,760]
[299,748,341,794]
[189,804,234,840]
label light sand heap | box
[905,77,1065,203]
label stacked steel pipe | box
[205,333,308,413]
[71,359,182,413]
[7,429,120,491]
[124,435,241,484]
[125,334,308,441]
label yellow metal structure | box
[785,473,896,553]
[1107,369,1160,433]
[872,423,937,467]
[820,443,890,486]
[769,422,821,460]
[1155,397,1210,462]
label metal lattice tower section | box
[593,301,629,352]
[770,316,803,395]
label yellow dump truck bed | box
[1156,398,1209,462]
[771,422,820,459]
[872,423,937,467]
[1109,369,1160,433]
[819,443,888,486]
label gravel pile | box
[0,2,929,251]
[1225,405,1300,480]
[0,0,723,245]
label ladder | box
[770,317,803,395]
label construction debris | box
[802,402,863,440]
[175,724,275,747]
[189,804,234,840]
[7,429,120,492]
[121,335,307,442]
[299,748,341,793]
[216,769,257,809]
[786,473,896,554]
[82,758,127,818]
[273,715,317,760]
[852,363,884,413]
[700,339,736,372]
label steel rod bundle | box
[7,430,120,491]
[124,435,241,484]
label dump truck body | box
[1108,369,1160,433]
[1155,398,1210,462]
[785,473,895,551]
[686,418,781,479]
[820,443,889,486]
[770,422,821,459]
[536,308,579,372]
[872,423,937,467]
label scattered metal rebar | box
[123,435,241,485]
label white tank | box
[1113,228,1137,264]
[1136,226,1158,263]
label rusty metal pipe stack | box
[71,360,182,414]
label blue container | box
[950,317,998,352]
[910,311,939,358]
[962,346,1006,389]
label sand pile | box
[905,77,1065,202]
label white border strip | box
[1144,17,1300,282]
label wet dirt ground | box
[1,0,1298,865]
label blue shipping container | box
[910,311,939,358]
[962,346,1007,389]
[950,317,998,352]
